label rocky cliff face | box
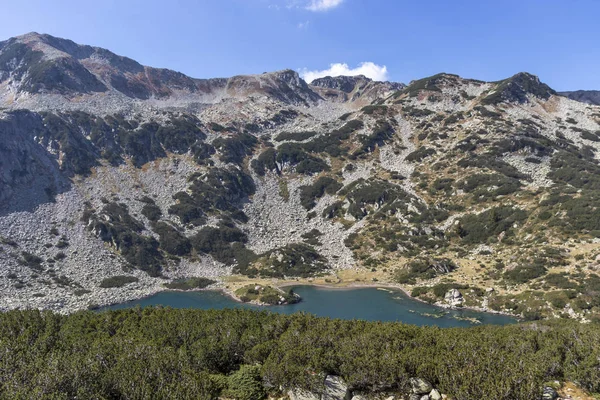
[310,74,404,104]
[1,33,600,320]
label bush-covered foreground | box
[0,308,599,399]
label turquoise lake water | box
[105,285,516,327]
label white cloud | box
[306,0,344,11]
[300,62,389,83]
[297,20,310,29]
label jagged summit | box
[0,32,583,111]
[2,33,404,108]
[225,69,322,106]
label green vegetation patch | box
[251,148,279,176]
[299,177,342,210]
[2,308,599,399]
[341,179,411,220]
[84,202,163,276]
[481,73,555,105]
[456,173,521,198]
[456,206,527,244]
[405,147,436,162]
[275,131,317,142]
[152,222,191,256]
[99,275,139,288]
[352,120,394,158]
[395,258,457,284]
[164,277,216,290]
[168,167,255,226]
[191,221,251,265]
[238,243,328,278]
[235,284,300,305]
[213,133,258,164]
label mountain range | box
[1,32,600,321]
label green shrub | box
[153,222,191,256]
[457,206,527,244]
[275,131,317,142]
[191,222,249,264]
[299,177,342,210]
[141,203,162,221]
[503,265,547,284]
[99,275,139,288]
[224,365,266,400]
[213,133,258,164]
[164,277,216,290]
[405,147,436,162]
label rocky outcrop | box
[444,289,464,307]
[310,75,403,104]
[409,378,433,395]
[288,375,350,400]
[323,375,350,400]
[408,378,446,400]
[541,386,559,400]
[0,110,69,212]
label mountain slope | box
[560,90,600,105]
[1,33,600,321]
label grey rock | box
[429,389,442,400]
[541,386,559,400]
[323,375,350,400]
[288,389,320,400]
[410,378,433,394]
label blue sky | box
[1,0,599,90]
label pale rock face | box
[444,288,464,307]
[323,375,350,400]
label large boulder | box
[410,378,433,394]
[444,289,464,307]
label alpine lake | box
[105,285,516,327]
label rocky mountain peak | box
[481,72,556,105]
[309,74,404,104]
[224,69,322,106]
[310,75,373,92]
